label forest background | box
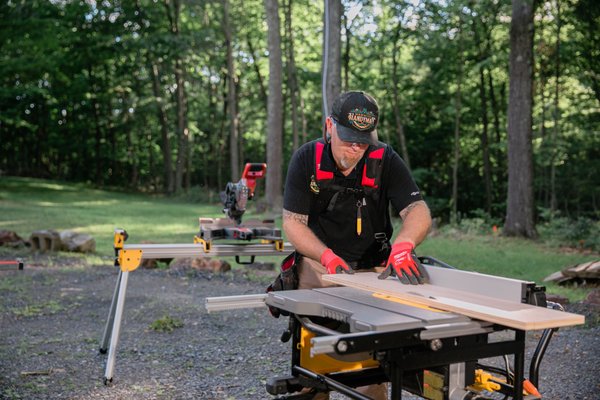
[0,0,598,246]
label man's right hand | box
[320,249,354,274]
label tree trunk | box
[150,62,174,193]
[265,0,284,210]
[218,71,228,190]
[236,74,244,167]
[87,64,104,186]
[246,33,268,107]
[550,0,561,213]
[473,12,492,215]
[536,7,549,208]
[391,24,410,168]
[294,77,308,144]
[163,0,189,194]
[483,0,503,181]
[487,67,502,174]
[322,0,341,116]
[284,0,300,152]
[451,14,463,225]
[538,67,548,207]
[173,53,189,194]
[478,67,493,215]
[504,0,537,238]
[342,10,350,92]
[223,0,240,181]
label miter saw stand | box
[99,163,293,384]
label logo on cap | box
[347,108,376,131]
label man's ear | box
[323,116,333,142]
[325,116,333,130]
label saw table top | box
[323,271,585,331]
[267,286,472,333]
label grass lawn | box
[1,176,596,301]
[0,176,268,250]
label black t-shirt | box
[283,139,423,266]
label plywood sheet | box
[323,272,584,331]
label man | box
[282,91,431,399]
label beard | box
[339,155,361,171]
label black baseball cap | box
[331,91,379,145]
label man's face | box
[329,119,368,171]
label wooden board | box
[323,272,585,331]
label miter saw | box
[195,163,283,256]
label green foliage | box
[150,315,184,333]
[537,209,600,252]
[0,0,597,224]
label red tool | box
[0,259,24,270]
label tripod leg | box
[100,270,122,354]
[104,270,130,385]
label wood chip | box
[21,368,53,376]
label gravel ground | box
[0,252,598,400]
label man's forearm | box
[394,200,432,247]
[282,209,327,261]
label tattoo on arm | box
[399,200,427,220]
[283,209,309,225]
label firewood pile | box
[0,229,95,253]
[544,260,600,286]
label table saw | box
[206,257,584,400]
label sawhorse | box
[99,229,293,384]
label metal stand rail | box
[99,229,293,384]
[282,316,527,400]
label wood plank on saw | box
[322,272,584,331]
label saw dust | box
[0,251,598,400]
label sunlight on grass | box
[31,200,125,207]
[27,181,73,191]
[0,219,29,228]
[32,202,61,207]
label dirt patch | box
[0,251,598,399]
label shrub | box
[537,209,600,251]
[149,315,184,333]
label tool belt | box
[346,232,391,270]
[266,251,299,318]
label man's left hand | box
[379,242,429,285]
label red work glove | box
[378,242,429,285]
[320,249,354,274]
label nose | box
[350,142,367,150]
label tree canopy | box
[1,0,598,227]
